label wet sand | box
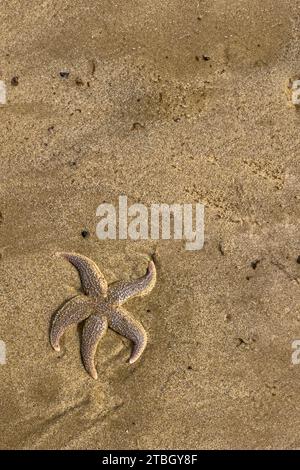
[1,0,300,449]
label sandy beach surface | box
[1,0,300,449]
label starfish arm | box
[108,260,156,305]
[50,295,94,352]
[81,314,108,379]
[57,252,108,297]
[109,307,147,364]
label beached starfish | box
[50,252,156,379]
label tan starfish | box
[50,252,156,379]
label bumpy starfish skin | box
[50,252,156,379]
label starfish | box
[50,252,156,379]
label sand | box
[0,0,300,450]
